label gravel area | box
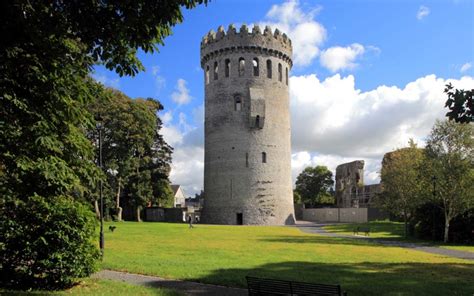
[93,270,247,296]
[293,221,474,260]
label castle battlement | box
[200,24,293,68]
[201,24,295,226]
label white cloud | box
[151,65,166,93]
[92,73,120,89]
[320,43,365,72]
[290,73,474,160]
[263,0,326,67]
[161,111,173,124]
[162,105,204,195]
[165,73,474,195]
[169,146,204,197]
[291,152,381,186]
[171,79,192,105]
[161,124,183,147]
[417,6,430,20]
[460,62,472,73]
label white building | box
[171,185,186,208]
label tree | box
[424,120,474,242]
[1,0,205,289]
[380,139,426,238]
[90,90,173,221]
[295,166,334,207]
[444,83,473,123]
[1,1,206,201]
[293,191,302,204]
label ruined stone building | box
[335,160,381,208]
[200,24,295,225]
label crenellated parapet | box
[200,24,293,68]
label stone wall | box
[201,25,295,225]
[335,160,364,208]
[301,208,388,223]
[144,207,186,223]
[303,208,340,222]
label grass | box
[101,221,474,296]
[0,279,181,296]
[323,221,407,239]
[439,245,474,253]
[323,221,474,253]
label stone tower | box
[200,24,295,225]
[335,160,364,208]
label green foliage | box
[424,120,474,242]
[153,179,175,207]
[444,83,473,123]
[0,195,100,289]
[380,139,426,238]
[411,202,444,241]
[295,166,334,207]
[293,191,302,204]
[1,0,205,289]
[89,89,173,219]
[0,37,101,201]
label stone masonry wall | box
[201,25,295,225]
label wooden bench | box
[353,226,370,236]
[246,276,347,296]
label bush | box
[0,195,100,290]
[412,202,474,244]
[449,209,474,244]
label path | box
[93,270,247,296]
[293,221,474,260]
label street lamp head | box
[431,175,437,182]
[95,114,103,129]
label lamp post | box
[431,175,437,241]
[96,115,104,258]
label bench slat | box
[246,276,346,296]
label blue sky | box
[93,0,474,196]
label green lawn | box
[323,221,474,253]
[101,222,474,296]
[440,245,474,253]
[323,221,406,239]
[1,279,181,296]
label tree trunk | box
[115,180,122,221]
[444,218,450,243]
[404,216,408,239]
[136,206,142,222]
[94,200,100,219]
[404,209,408,239]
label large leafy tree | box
[1,0,206,202]
[295,166,334,207]
[380,140,426,238]
[90,90,173,221]
[444,83,473,123]
[424,120,474,243]
[0,0,205,289]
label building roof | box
[171,185,180,195]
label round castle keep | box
[200,24,295,225]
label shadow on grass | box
[191,261,474,296]
[260,235,396,247]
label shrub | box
[412,202,444,241]
[0,195,100,290]
[412,202,474,244]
